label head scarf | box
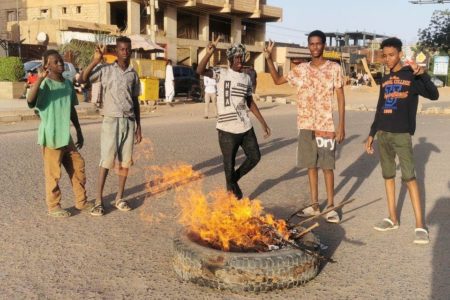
[226,43,247,60]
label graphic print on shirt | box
[224,80,231,107]
[382,76,411,114]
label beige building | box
[0,0,282,72]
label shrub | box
[0,57,24,82]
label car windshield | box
[24,61,41,72]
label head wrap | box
[226,43,247,60]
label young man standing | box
[365,37,438,244]
[82,37,142,216]
[264,30,345,223]
[197,37,271,199]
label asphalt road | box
[0,102,448,299]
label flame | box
[177,187,289,251]
[114,138,154,177]
[145,162,202,195]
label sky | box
[266,0,448,46]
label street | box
[0,102,449,299]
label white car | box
[23,60,77,82]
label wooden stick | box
[286,202,314,223]
[291,222,319,240]
[292,198,356,228]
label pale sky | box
[266,0,448,46]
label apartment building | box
[0,0,282,71]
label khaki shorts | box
[297,129,336,170]
[377,131,415,181]
[99,116,135,169]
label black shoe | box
[231,182,243,200]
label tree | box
[418,10,450,52]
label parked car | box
[430,76,444,88]
[23,60,77,82]
[159,65,202,101]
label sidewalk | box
[1,85,449,122]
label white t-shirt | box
[203,76,217,94]
[213,67,253,134]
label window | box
[62,7,67,14]
[6,10,17,22]
[76,6,81,14]
[40,9,49,18]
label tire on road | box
[173,231,320,293]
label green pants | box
[377,131,415,182]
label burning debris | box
[145,163,202,195]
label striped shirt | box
[213,67,253,134]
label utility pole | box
[16,0,21,58]
[149,0,156,59]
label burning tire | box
[173,230,320,293]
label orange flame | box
[145,163,202,195]
[176,187,289,251]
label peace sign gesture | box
[93,44,106,64]
[207,35,221,54]
[263,40,275,59]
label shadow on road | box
[428,181,450,299]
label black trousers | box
[218,128,261,192]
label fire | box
[177,187,289,252]
[145,162,202,195]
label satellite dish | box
[36,32,48,43]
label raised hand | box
[207,35,221,54]
[408,60,424,76]
[93,44,106,64]
[37,65,49,79]
[263,40,275,59]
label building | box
[0,0,282,72]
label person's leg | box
[43,147,63,212]
[218,130,242,194]
[377,131,398,223]
[61,141,88,209]
[385,178,398,224]
[323,169,335,207]
[405,179,424,228]
[307,168,320,211]
[235,128,261,182]
[96,167,109,206]
[394,133,424,229]
[204,93,211,118]
[115,169,129,202]
[211,93,217,117]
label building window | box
[40,9,49,18]
[62,7,67,14]
[7,10,17,22]
[76,6,81,14]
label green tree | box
[418,10,450,52]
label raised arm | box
[80,45,105,83]
[27,66,48,108]
[197,36,220,78]
[263,40,287,85]
[409,62,439,101]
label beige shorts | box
[297,129,336,170]
[99,116,135,169]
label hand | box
[37,66,49,79]
[93,44,105,64]
[263,40,275,59]
[207,36,221,54]
[336,126,345,144]
[75,129,84,149]
[365,136,374,155]
[135,125,142,144]
[407,61,424,76]
[263,125,271,139]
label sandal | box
[115,200,132,212]
[297,206,320,218]
[325,209,340,224]
[76,201,95,213]
[90,204,105,217]
[48,208,71,218]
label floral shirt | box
[285,60,343,132]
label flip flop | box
[325,210,340,224]
[48,208,71,218]
[115,200,132,212]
